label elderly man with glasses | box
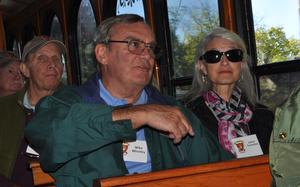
[25,14,232,187]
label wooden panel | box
[97,155,271,187]
[30,155,271,187]
[221,0,236,31]
[0,12,6,50]
[30,162,54,186]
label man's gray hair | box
[183,27,257,106]
[92,14,145,73]
[94,14,145,44]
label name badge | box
[26,145,39,157]
[231,134,263,158]
[123,140,148,163]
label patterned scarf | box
[203,87,253,154]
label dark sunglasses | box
[199,49,243,63]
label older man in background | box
[0,36,66,187]
[0,51,24,97]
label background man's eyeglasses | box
[199,49,244,63]
[100,39,162,59]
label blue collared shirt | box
[98,79,152,174]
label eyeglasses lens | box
[226,49,243,62]
[128,40,162,59]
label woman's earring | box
[239,73,244,82]
[202,75,207,83]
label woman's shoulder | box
[184,96,205,110]
[253,103,273,113]
[251,103,274,123]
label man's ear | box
[95,44,108,65]
[20,63,30,78]
[197,60,208,75]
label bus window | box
[50,15,68,84]
[167,0,220,97]
[116,0,145,17]
[252,0,300,110]
[50,15,63,42]
[13,40,21,58]
[252,0,300,65]
[77,0,97,83]
[259,72,300,111]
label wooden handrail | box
[96,155,271,187]
[29,162,54,186]
[30,155,271,187]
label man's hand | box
[112,104,194,143]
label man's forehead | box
[111,22,155,41]
[35,43,62,54]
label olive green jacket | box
[0,89,26,178]
[269,85,300,187]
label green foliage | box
[168,1,219,78]
[255,26,300,65]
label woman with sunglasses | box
[182,27,274,157]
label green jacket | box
[25,79,232,186]
[269,85,300,187]
[0,89,26,178]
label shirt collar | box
[98,79,147,106]
[23,91,35,111]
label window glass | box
[176,84,192,99]
[77,0,97,83]
[50,15,68,84]
[167,0,219,97]
[259,71,300,111]
[50,15,63,42]
[116,0,145,17]
[167,0,219,79]
[252,0,300,65]
[13,40,21,58]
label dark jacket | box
[25,73,232,187]
[186,96,274,154]
[0,84,63,186]
[0,90,26,179]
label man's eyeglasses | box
[199,49,243,63]
[100,40,162,59]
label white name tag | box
[123,140,148,163]
[231,134,263,158]
[26,145,39,157]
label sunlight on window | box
[252,0,300,65]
